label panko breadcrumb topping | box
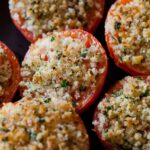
[20,31,106,107]
[0,97,89,150]
[93,76,150,150]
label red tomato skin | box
[86,0,105,33]
[73,30,108,113]
[0,41,20,103]
[12,18,39,43]
[105,0,150,76]
[10,0,105,43]
[20,29,108,113]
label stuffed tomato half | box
[105,0,150,75]
[19,29,108,113]
[93,76,150,150]
[0,97,89,149]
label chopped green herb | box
[122,48,126,53]
[125,96,135,101]
[43,98,51,103]
[72,101,77,107]
[39,55,43,60]
[79,85,86,91]
[29,132,37,140]
[114,22,121,30]
[143,14,149,21]
[106,98,110,103]
[38,117,45,123]
[139,38,146,45]
[140,89,149,97]
[2,118,6,123]
[136,77,143,80]
[18,125,26,128]
[111,35,121,44]
[112,90,123,97]
[104,128,109,133]
[118,37,122,43]
[2,137,8,142]
[131,99,137,104]
[140,48,146,54]
[50,79,53,85]
[56,51,62,59]
[120,56,126,62]
[106,106,113,111]
[128,21,132,27]
[23,64,30,69]
[80,48,88,58]
[61,80,70,87]
[50,37,55,42]
[85,4,90,11]
[0,128,9,133]
[103,111,108,116]
[103,128,109,137]
[111,36,117,42]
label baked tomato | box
[105,0,150,75]
[93,76,150,150]
[9,0,105,43]
[19,29,108,113]
[0,41,20,103]
[0,97,90,149]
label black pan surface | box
[0,0,127,149]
